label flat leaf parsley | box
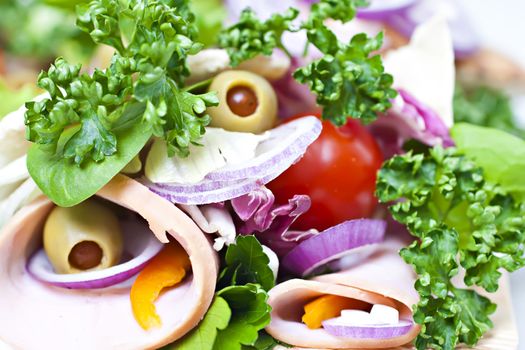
[171,236,276,350]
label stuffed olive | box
[43,199,124,274]
[208,70,278,133]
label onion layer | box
[282,219,386,276]
[144,117,322,205]
[322,318,414,339]
[27,220,164,289]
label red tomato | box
[267,115,383,231]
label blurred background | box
[458,1,525,347]
[0,0,523,348]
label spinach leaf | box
[27,104,152,207]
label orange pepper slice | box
[130,242,191,330]
[302,294,369,329]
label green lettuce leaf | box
[451,123,525,202]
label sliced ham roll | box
[0,175,218,350]
[266,240,420,349]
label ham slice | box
[266,240,420,349]
[0,175,218,350]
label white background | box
[459,0,525,348]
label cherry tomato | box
[267,114,383,231]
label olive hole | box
[68,241,103,270]
[226,85,259,117]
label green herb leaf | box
[452,123,525,202]
[218,8,299,66]
[171,236,275,350]
[28,0,206,159]
[169,296,231,350]
[294,32,396,125]
[27,103,152,207]
[218,235,275,292]
[175,284,271,350]
[308,0,368,24]
[376,146,525,349]
[218,0,394,125]
[453,84,523,138]
[214,284,272,350]
[299,0,395,124]
[134,75,218,157]
[25,57,134,164]
[24,0,220,205]
[244,331,285,350]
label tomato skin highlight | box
[267,115,383,231]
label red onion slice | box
[144,171,279,205]
[205,116,322,181]
[27,220,164,289]
[357,0,419,20]
[282,219,386,276]
[143,117,322,205]
[322,318,414,339]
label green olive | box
[208,70,278,133]
[43,199,124,274]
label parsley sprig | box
[218,0,396,125]
[218,8,299,66]
[376,146,525,349]
[24,0,219,206]
[171,236,276,350]
[454,83,524,138]
[26,0,218,165]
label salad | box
[0,0,524,349]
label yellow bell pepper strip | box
[130,242,191,330]
[302,294,369,329]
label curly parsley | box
[218,8,299,67]
[24,0,218,206]
[376,146,525,349]
[454,83,524,138]
[218,0,395,125]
